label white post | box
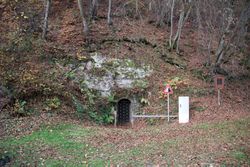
[131,109,134,127]
[114,108,117,127]
[167,93,170,122]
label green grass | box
[0,117,249,166]
[232,151,249,163]
[0,124,99,166]
[190,102,207,112]
[191,69,212,83]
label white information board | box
[179,96,189,123]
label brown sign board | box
[214,75,225,89]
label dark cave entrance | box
[117,99,131,124]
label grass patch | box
[191,69,212,82]
[0,117,249,166]
[232,151,249,163]
[193,106,207,112]
[185,87,211,97]
[190,102,207,112]
[0,123,98,166]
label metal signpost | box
[214,75,225,106]
[163,84,173,121]
[130,84,176,126]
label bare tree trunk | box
[90,0,98,20]
[195,1,202,30]
[107,0,112,25]
[42,0,51,39]
[215,14,232,67]
[170,1,191,52]
[207,35,212,65]
[77,0,89,35]
[169,0,175,48]
[149,1,152,11]
[213,36,225,74]
[171,7,184,50]
[174,11,184,53]
[175,5,191,52]
[135,0,139,16]
[215,35,225,66]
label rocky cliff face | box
[63,53,152,97]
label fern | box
[72,96,85,117]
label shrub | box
[89,105,114,125]
[13,100,27,116]
[72,96,86,118]
[45,97,61,110]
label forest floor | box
[1,75,249,166]
[1,1,250,166]
[0,112,249,166]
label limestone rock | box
[64,53,153,96]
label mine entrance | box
[117,99,131,124]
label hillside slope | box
[0,0,249,124]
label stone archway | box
[117,99,131,124]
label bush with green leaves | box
[72,96,86,118]
[89,105,114,125]
[45,97,61,110]
[13,100,27,116]
[12,99,34,116]
[72,95,114,124]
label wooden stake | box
[218,89,221,106]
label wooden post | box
[214,75,225,106]
[218,89,221,106]
[167,93,170,122]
